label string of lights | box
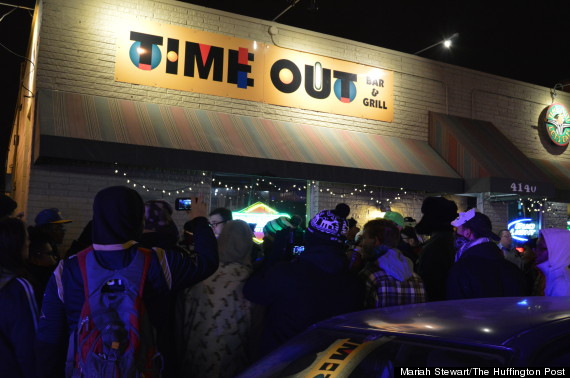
[112,164,566,216]
[112,163,411,205]
[518,197,555,215]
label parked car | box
[238,297,570,377]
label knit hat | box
[415,197,458,235]
[263,216,293,240]
[0,195,17,219]
[383,211,404,228]
[307,209,349,244]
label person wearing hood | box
[36,186,219,377]
[446,209,525,300]
[243,205,363,360]
[179,220,254,378]
[360,219,426,308]
[535,228,570,296]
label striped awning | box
[429,112,554,197]
[528,158,570,202]
[36,90,463,192]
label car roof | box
[315,297,570,347]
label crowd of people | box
[0,189,569,377]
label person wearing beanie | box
[415,196,458,301]
[262,216,293,242]
[446,209,525,300]
[36,187,219,377]
[243,206,363,359]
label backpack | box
[66,247,162,377]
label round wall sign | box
[545,103,570,146]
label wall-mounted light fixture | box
[414,33,459,55]
[550,82,570,102]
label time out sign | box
[115,20,394,122]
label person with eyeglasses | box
[209,207,233,238]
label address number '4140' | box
[511,183,537,193]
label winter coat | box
[447,239,525,300]
[416,231,456,301]
[0,270,38,378]
[243,242,364,358]
[537,228,570,296]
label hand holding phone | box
[187,196,208,220]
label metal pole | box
[273,0,302,22]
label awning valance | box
[429,112,555,197]
[36,90,463,192]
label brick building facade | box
[8,0,570,251]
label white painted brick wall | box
[28,0,570,235]
[28,164,211,252]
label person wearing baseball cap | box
[447,208,525,300]
[32,208,72,260]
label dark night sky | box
[178,0,570,88]
[1,0,569,189]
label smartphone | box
[292,245,305,255]
[175,198,192,211]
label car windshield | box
[239,329,511,378]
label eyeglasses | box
[209,220,227,228]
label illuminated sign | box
[232,202,290,243]
[115,20,394,122]
[508,218,538,243]
[545,103,570,146]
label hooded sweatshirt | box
[537,228,570,296]
[361,246,426,309]
[37,186,218,377]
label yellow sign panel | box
[115,20,393,122]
